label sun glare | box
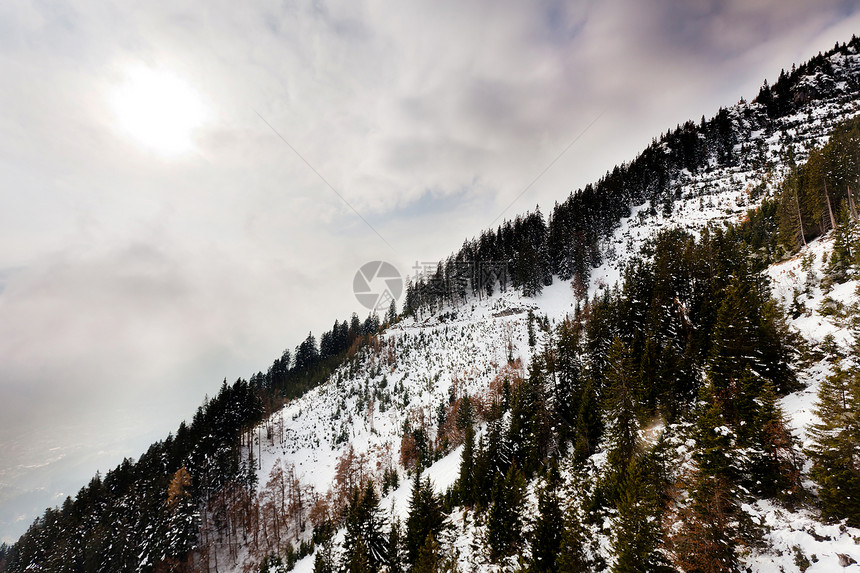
[110,66,208,156]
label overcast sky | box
[1,0,859,543]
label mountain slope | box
[4,37,860,573]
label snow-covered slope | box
[224,233,859,572]
[746,236,860,572]
[214,48,860,573]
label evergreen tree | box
[413,534,441,573]
[746,381,801,499]
[508,360,552,476]
[295,332,320,372]
[164,466,197,567]
[609,457,666,573]
[313,540,335,573]
[386,518,404,573]
[342,537,371,573]
[670,474,741,573]
[556,495,594,573]
[387,299,398,326]
[486,464,526,561]
[529,475,563,573]
[341,481,387,571]
[404,471,446,565]
[457,396,476,506]
[573,379,602,463]
[807,364,860,526]
[672,381,751,572]
[602,337,641,503]
[554,317,585,450]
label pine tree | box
[747,381,801,499]
[457,396,476,506]
[556,493,593,572]
[312,540,335,573]
[694,382,737,483]
[602,337,641,503]
[669,474,741,573]
[807,365,860,526]
[164,466,197,567]
[671,381,750,572]
[342,537,371,573]
[708,273,764,387]
[609,457,666,573]
[554,317,585,449]
[573,379,602,463]
[404,471,446,565]
[486,464,526,561]
[413,534,441,573]
[340,482,387,572]
[529,476,563,573]
[386,298,397,326]
[386,518,404,573]
[508,360,552,476]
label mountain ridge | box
[4,36,860,573]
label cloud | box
[1,0,859,542]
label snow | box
[756,233,860,570]
[531,276,577,319]
[744,499,860,572]
[210,56,860,572]
[231,224,860,573]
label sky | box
[1,0,859,543]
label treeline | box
[438,133,860,570]
[441,220,802,570]
[0,379,263,572]
[250,311,390,409]
[4,35,860,573]
[776,116,860,255]
[401,37,860,319]
[756,38,860,120]
[0,312,388,572]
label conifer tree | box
[386,518,404,573]
[312,540,335,573]
[672,382,748,572]
[573,379,602,463]
[486,464,526,561]
[164,466,197,567]
[609,457,666,573]
[747,381,800,499]
[708,273,764,386]
[342,537,371,573]
[529,472,563,573]
[457,396,476,506]
[554,317,585,448]
[669,474,740,573]
[807,364,860,526]
[602,337,641,503]
[387,299,397,326]
[341,481,387,571]
[556,491,594,573]
[508,360,551,476]
[413,534,441,573]
[405,471,446,565]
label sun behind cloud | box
[110,65,209,156]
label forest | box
[2,36,860,573]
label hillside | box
[3,37,860,573]
[232,183,860,573]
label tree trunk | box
[849,185,859,221]
[824,179,836,230]
[794,178,807,248]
